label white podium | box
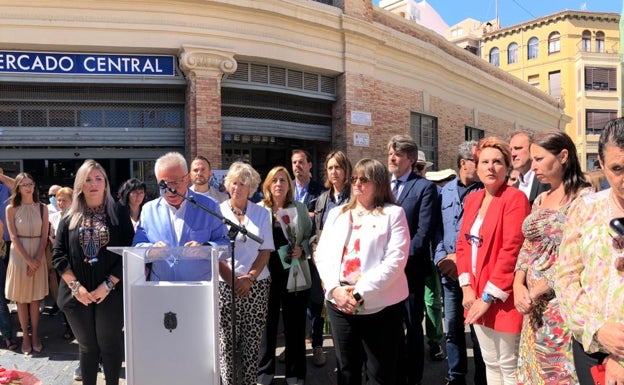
[111,246,227,385]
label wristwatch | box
[353,292,364,304]
[103,278,116,292]
[481,292,497,303]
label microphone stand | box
[159,180,263,385]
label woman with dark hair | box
[315,158,410,385]
[308,150,352,365]
[116,178,146,231]
[52,160,134,385]
[456,137,530,385]
[513,131,591,384]
[557,118,624,385]
[257,166,312,385]
[5,173,49,354]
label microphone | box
[159,179,176,194]
[610,218,624,236]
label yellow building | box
[481,10,620,170]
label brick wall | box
[186,76,223,168]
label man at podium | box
[133,152,228,281]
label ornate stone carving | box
[178,45,237,79]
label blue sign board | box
[0,51,176,76]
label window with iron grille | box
[465,126,484,141]
[585,67,617,91]
[0,83,185,147]
[586,110,617,135]
[410,112,437,170]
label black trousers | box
[402,283,426,384]
[258,254,309,380]
[573,338,608,385]
[327,301,405,385]
[64,287,124,385]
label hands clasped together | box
[332,285,360,315]
[25,252,43,277]
[73,282,111,306]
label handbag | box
[590,363,606,385]
[38,204,54,269]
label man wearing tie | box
[509,130,549,204]
[290,149,327,367]
[388,135,439,385]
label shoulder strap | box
[39,202,44,218]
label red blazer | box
[456,184,530,333]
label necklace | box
[229,202,246,216]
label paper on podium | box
[111,246,226,385]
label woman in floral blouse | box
[315,158,410,385]
[513,131,591,384]
[557,118,624,385]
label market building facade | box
[1,0,566,193]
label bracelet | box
[69,280,81,296]
[247,271,256,282]
[103,277,115,292]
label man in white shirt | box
[189,155,228,203]
[47,184,62,215]
[509,130,549,204]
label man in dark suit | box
[509,130,549,204]
[291,149,327,366]
[388,135,439,385]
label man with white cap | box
[415,151,446,362]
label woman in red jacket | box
[456,137,530,385]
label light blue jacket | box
[433,177,482,283]
[133,193,228,281]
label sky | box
[374,0,623,28]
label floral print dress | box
[515,190,590,385]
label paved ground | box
[0,299,479,385]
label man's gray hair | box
[155,152,188,176]
[457,140,478,168]
[387,135,418,161]
[509,129,535,143]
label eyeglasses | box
[21,183,34,188]
[163,175,188,189]
[415,164,425,171]
[464,233,483,247]
[350,176,370,184]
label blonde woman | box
[52,160,133,385]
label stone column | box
[178,45,237,166]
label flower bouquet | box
[0,367,42,385]
[275,207,312,292]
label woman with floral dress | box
[556,118,624,385]
[513,131,591,384]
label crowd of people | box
[0,118,623,385]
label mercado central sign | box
[0,51,176,76]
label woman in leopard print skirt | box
[218,162,275,385]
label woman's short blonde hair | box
[224,162,261,198]
[56,187,73,201]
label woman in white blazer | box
[315,158,410,385]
